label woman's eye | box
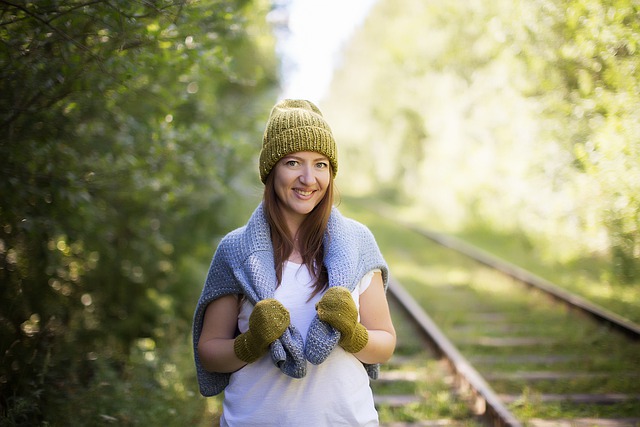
[316,162,328,169]
[286,160,298,167]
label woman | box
[193,99,396,426]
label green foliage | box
[517,0,640,281]
[324,0,639,284]
[42,333,208,426]
[0,0,276,423]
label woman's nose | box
[299,165,314,184]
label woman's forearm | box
[198,337,247,373]
[354,329,396,364]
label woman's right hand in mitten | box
[233,299,290,363]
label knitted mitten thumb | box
[234,299,290,363]
[316,286,368,353]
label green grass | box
[510,395,640,420]
[456,226,640,325]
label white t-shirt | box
[220,262,380,427]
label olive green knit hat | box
[259,99,338,183]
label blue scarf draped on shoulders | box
[192,203,388,397]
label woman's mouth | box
[294,189,314,197]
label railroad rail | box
[387,278,522,427]
[406,225,640,341]
[376,205,640,341]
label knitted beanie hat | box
[259,99,338,183]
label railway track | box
[359,206,640,426]
[372,284,490,426]
[374,279,522,426]
[401,224,640,341]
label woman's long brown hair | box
[263,164,334,300]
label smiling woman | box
[193,99,396,426]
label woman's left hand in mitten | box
[316,286,368,353]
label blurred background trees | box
[1,0,276,423]
[325,0,639,286]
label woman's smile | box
[293,188,314,197]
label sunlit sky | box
[276,0,377,103]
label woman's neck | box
[282,210,304,263]
[288,229,303,263]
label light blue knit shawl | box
[192,203,389,396]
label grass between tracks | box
[373,298,484,425]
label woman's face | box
[273,151,331,227]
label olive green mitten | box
[316,286,369,353]
[234,298,290,363]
